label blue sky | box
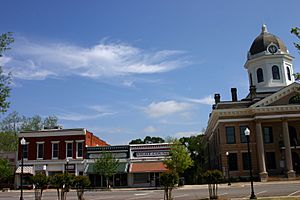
[0,1,300,144]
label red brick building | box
[16,128,108,188]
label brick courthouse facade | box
[205,25,300,181]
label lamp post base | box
[250,193,257,199]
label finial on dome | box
[262,24,268,33]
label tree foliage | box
[94,152,119,188]
[129,136,165,144]
[0,32,14,114]
[74,176,90,200]
[31,173,49,200]
[291,27,300,51]
[164,140,193,175]
[50,173,74,200]
[0,112,60,152]
[179,134,207,184]
[0,158,13,183]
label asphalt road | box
[1,181,300,200]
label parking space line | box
[288,189,300,196]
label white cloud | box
[143,125,158,133]
[145,100,192,118]
[184,95,214,105]
[175,131,202,138]
[3,37,188,80]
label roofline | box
[19,128,87,138]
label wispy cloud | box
[144,100,192,118]
[57,105,115,121]
[3,37,189,81]
[143,125,158,133]
[183,95,214,105]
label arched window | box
[287,67,291,81]
[257,68,264,83]
[272,65,280,80]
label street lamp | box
[20,137,26,200]
[244,128,256,199]
[66,158,69,173]
[226,151,231,186]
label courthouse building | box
[205,25,300,181]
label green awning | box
[86,162,128,174]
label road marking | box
[256,190,267,195]
[174,194,189,198]
[219,192,228,196]
[128,195,152,200]
[288,189,300,196]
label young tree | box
[73,176,90,200]
[31,173,49,200]
[204,170,223,200]
[161,140,193,200]
[50,173,74,200]
[164,140,193,175]
[94,152,119,188]
[160,171,178,200]
[0,158,13,184]
[21,115,43,131]
[0,32,13,114]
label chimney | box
[214,94,220,104]
[231,88,238,102]
[249,85,257,99]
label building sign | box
[88,152,127,159]
[35,165,46,171]
[134,151,169,157]
[65,164,75,171]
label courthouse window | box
[239,126,248,143]
[228,153,238,171]
[226,127,236,144]
[242,152,250,170]
[263,127,273,143]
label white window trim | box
[52,143,59,159]
[51,141,60,144]
[36,143,44,160]
[76,142,84,158]
[66,141,73,158]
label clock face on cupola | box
[268,44,278,54]
[244,24,295,93]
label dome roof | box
[249,25,288,55]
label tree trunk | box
[106,177,109,189]
[56,188,60,200]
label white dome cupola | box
[244,25,295,93]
